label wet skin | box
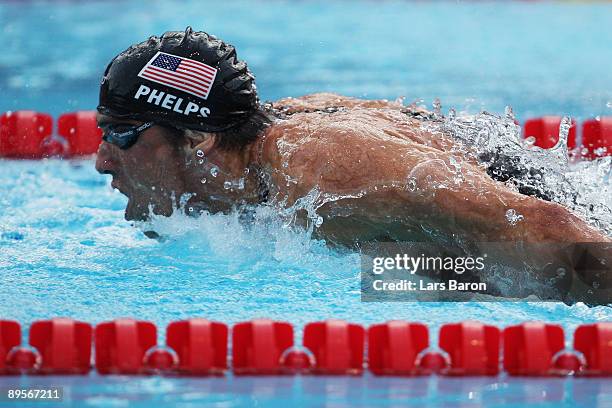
[95,115,261,222]
[95,93,611,245]
[96,117,186,222]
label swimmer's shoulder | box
[272,92,405,114]
[269,93,436,130]
[262,105,445,163]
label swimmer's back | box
[260,94,481,208]
[269,93,557,203]
[266,93,458,155]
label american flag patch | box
[138,51,218,100]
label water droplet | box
[315,216,324,227]
[504,105,515,121]
[505,209,524,226]
[433,98,442,117]
[223,181,231,190]
[406,177,417,192]
[196,149,205,157]
[592,281,600,289]
[244,167,250,175]
[188,207,194,212]
[557,116,572,147]
[197,159,204,165]
[237,178,245,190]
[200,178,207,184]
[70,127,76,134]
[524,136,536,147]
[210,166,219,177]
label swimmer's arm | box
[389,160,610,243]
[317,151,607,243]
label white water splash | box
[441,108,612,236]
[505,209,524,226]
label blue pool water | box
[2,375,611,407]
[1,1,612,407]
[2,0,612,119]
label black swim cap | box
[98,27,259,133]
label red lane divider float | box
[30,318,92,375]
[167,319,228,375]
[503,322,567,376]
[95,319,157,375]
[582,118,612,159]
[0,320,21,374]
[232,319,293,375]
[439,321,500,376]
[58,111,102,156]
[574,322,612,376]
[0,319,611,377]
[0,111,53,158]
[304,320,365,375]
[368,321,429,376]
[0,110,101,158]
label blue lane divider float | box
[0,318,610,377]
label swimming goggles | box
[102,122,155,150]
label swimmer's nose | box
[95,142,118,175]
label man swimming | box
[95,28,610,248]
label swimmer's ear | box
[192,135,216,155]
[184,130,217,156]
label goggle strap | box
[112,122,154,138]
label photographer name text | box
[372,279,487,292]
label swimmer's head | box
[96,28,271,222]
[98,27,260,140]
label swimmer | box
[95,28,611,247]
